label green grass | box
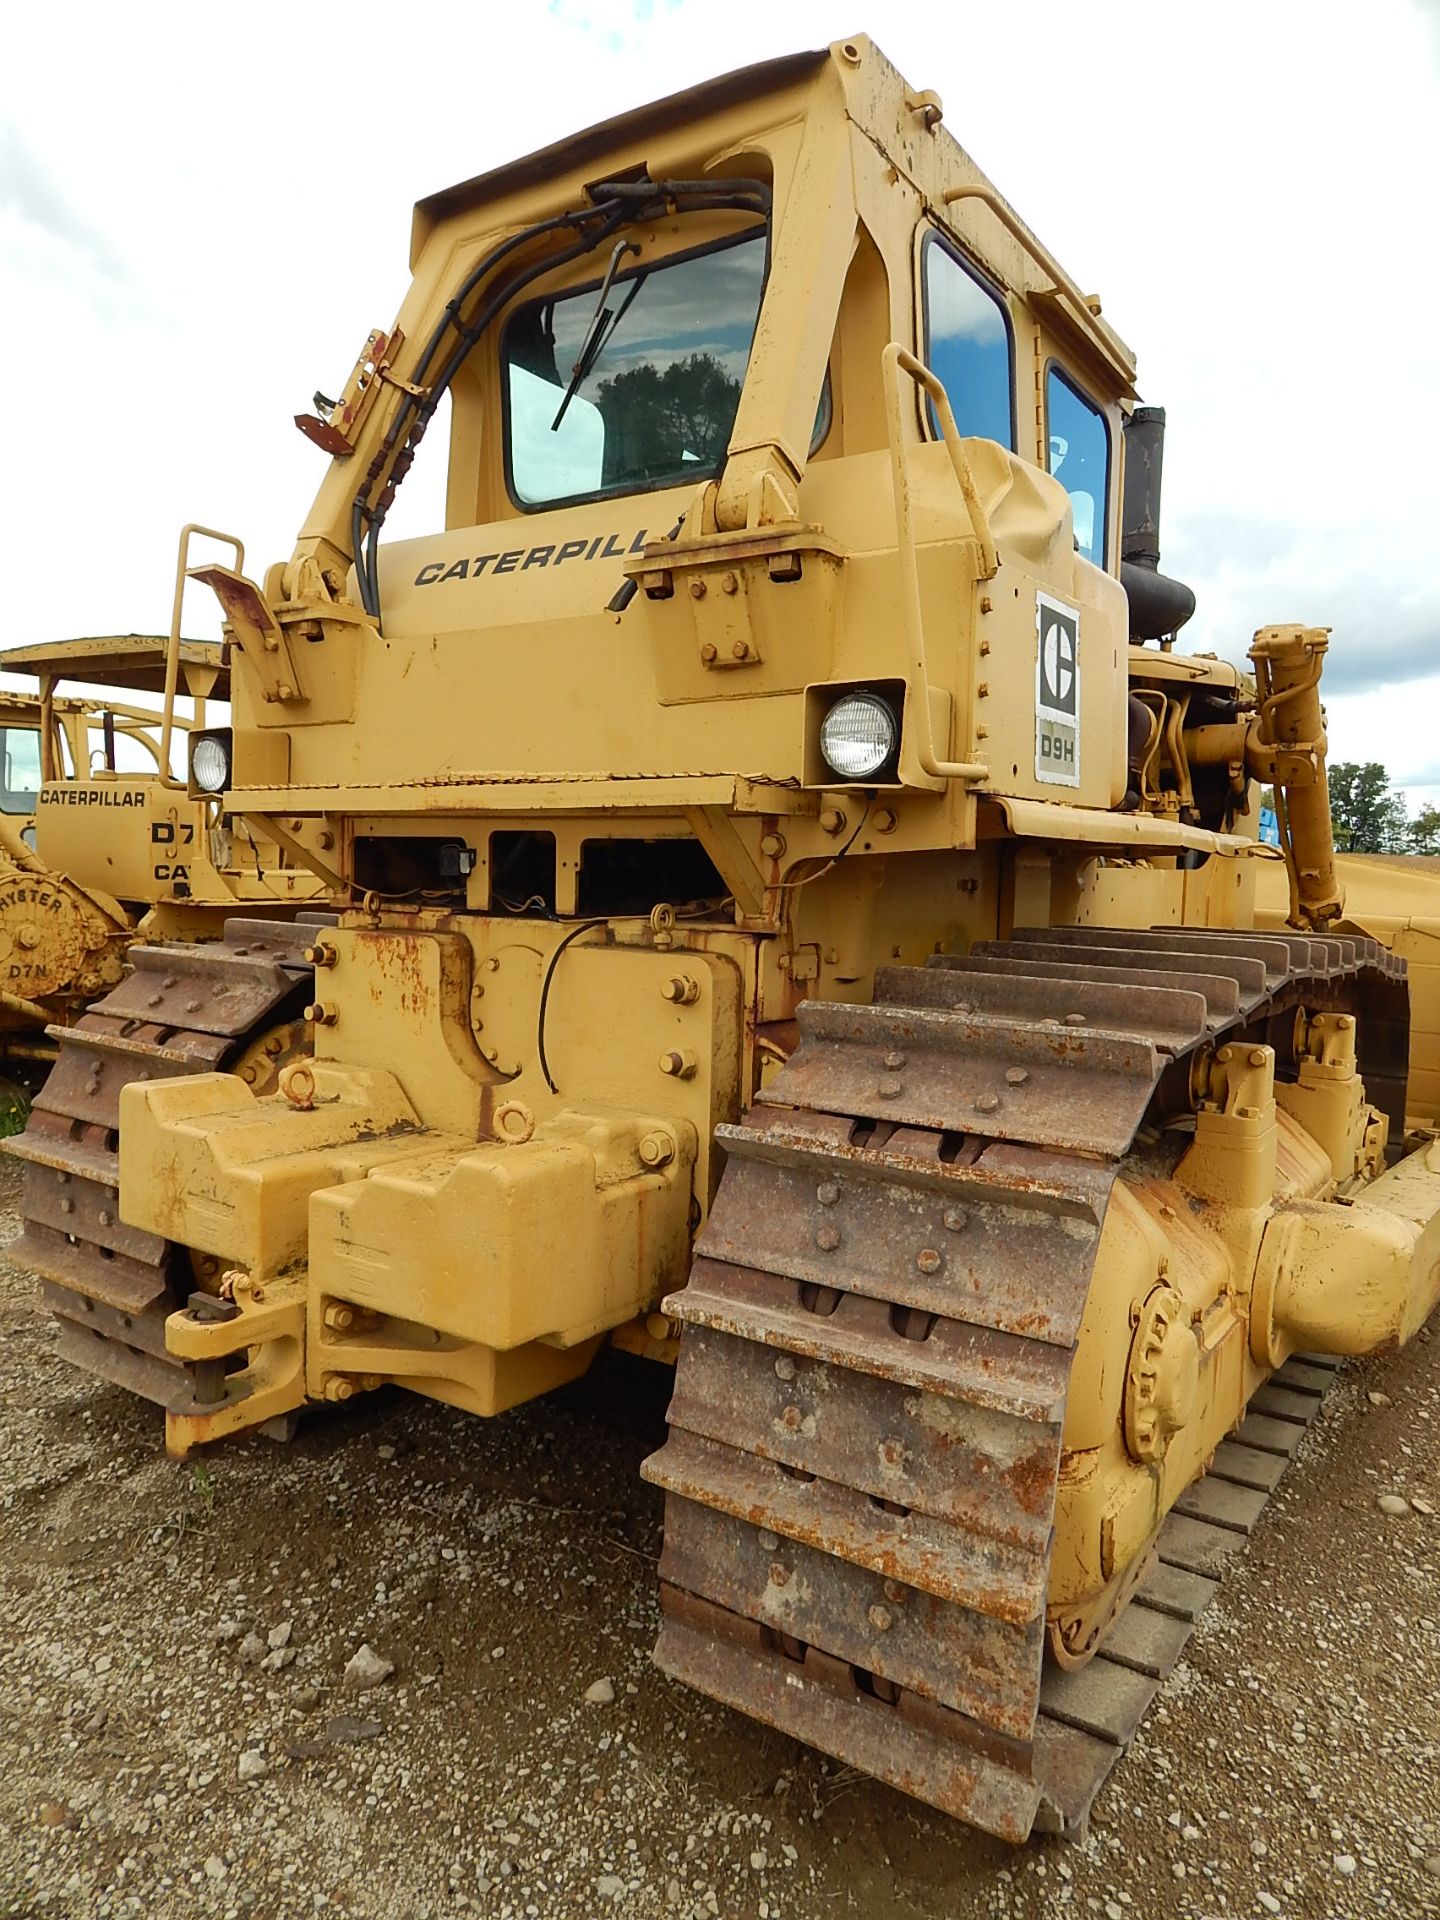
[0,1080,31,1139]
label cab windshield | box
[503,229,766,508]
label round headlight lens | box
[819,692,897,780]
[191,736,231,794]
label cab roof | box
[1,635,227,699]
[411,47,826,263]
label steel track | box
[6,915,328,1411]
[644,927,1406,1840]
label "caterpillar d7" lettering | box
[10,36,1439,1840]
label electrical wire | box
[775,800,873,892]
[536,919,609,1093]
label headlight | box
[819,692,898,780]
[190,734,231,794]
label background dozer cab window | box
[502,229,766,508]
[0,727,41,814]
[921,232,1015,451]
[1045,364,1111,566]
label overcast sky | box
[2,0,1437,807]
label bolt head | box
[815,1224,841,1252]
[756,1530,780,1554]
[768,1562,791,1587]
[638,1131,675,1169]
[877,1078,903,1100]
[1005,1067,1029,1087]
[867,1604,895,1632]
[1064,1012,1087,1027]
[974,1092,1000,1114]
[883,1051,907,1070]
[774,1356,796,1382]
[816,1181,840,1207]
[916,1248,942,1275]
[943,1207,969,1233]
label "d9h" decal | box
[1035,591,1080,787]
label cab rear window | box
[1046,367,1110,565]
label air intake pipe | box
[1120,406,1197,642]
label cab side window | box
[1046,367,1110,566]
[0,726,40,814]
[921,235,1014,450]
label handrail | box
[880,341,992,786]
[943,183,1136,384]
[159,523,244,788]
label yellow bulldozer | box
[0,635,324,1104]
[10,36,1439,1843]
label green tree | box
[593,352,742,487]
[1326,761,1410,853]
[1409,804,1440,856]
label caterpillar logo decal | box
[1035,591,1080,787]
[412,528,651,586]
[38,787,145,807]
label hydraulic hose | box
[352,179,772,626]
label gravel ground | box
[1,1151,1437,1920]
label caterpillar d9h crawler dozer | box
[12,35,1440,1842]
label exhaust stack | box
[1120,406,1197,642]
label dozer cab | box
[10,36,1439,1842]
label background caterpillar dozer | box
[0,627,330,1052]
[10,34,1439,1843]
[0,635,317,1114]
[0,680,130,1108]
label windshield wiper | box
[550,239,641,431]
